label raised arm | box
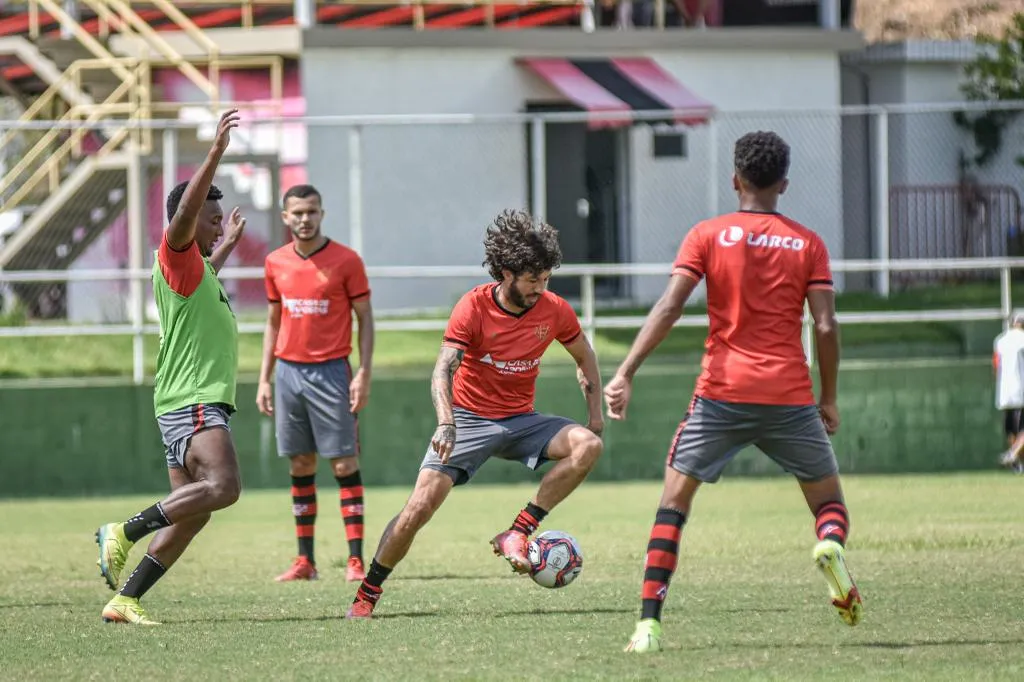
[166,110,239,251]
[429,345,464,463]
[562,332,604,436]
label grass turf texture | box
[0,281,1019,378]
[2,473,1022,680]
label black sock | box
[119,554,167,599]
[123,503,172,543]
[511,501,548,536]
[354,559,393,604]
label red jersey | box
[442,284,582,419]
[673,210,833,406]
[264,239,370,363]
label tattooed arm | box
[430,345,464,463]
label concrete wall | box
[302,32,854,309]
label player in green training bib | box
[94,110,248,625]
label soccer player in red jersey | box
[345,209,604,619]
[605,132,862,653]
[258,184,375,583]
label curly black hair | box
[733,131,790,190]
[482,209,562,281]
[166,180,224,223]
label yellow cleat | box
[624,618,663,653]
[814,539,863,626]
[95,523,134,590]
[101,595,161,626]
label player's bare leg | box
[625,467,701,653]
[102,464,214,624]
[346,469,454,619]
[96,427,240,593]
[152,428,242,520]
[798,475,862,626]
[331,455,367,581]
[492,424,602,573]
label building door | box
[526,107,628,300]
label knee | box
[571,430,603,469]
[396,497,437,534]
[207,475,241,508]
[331,456,360,479]
[289,454,317,477]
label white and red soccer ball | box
[527,530,583,589]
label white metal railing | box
[0,257,1021,384]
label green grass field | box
[3,474,1023,680]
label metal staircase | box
[0,0,280,317]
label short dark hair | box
[733,131,790,190]
[166,180,223,222]
[482,209,562,281]
[282,184,322,208]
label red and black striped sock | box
[336,472,365,561]
[290,474,317,564]
[641,507,687,622]
[815,501,849,546]
[510,501,548,537]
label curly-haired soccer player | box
[606,131,863,653]
[346,209,605,619]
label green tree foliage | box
[954,12,1024,169]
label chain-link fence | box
[2,102,1024,322]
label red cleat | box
[274,556,319,582]
[490,530,531,574]
[346,557,366,582]
[345,598,376,620]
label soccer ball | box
[527,530,583,588]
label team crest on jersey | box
[534,324,550,340]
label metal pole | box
[819,0,839,29]
[348,125,364,255]
[581,273,596,343]
[1001,266,1013,330]
[530,117,546,222]
[873,110,891,297]
[60,0,79,40]
[294,0,315,28]
[127,140,145,386]
[707,116,718,217]
[162,127,177,203]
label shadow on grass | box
[0,601,73,609]
[171,604,634,624]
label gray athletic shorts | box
[157,403,233,470]
[420,407,576,485]
[669,396,838,483]
[275,357,359,459]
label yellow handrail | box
[89,0,218,103]
[0,69,140,208]
[30,0,134,82]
